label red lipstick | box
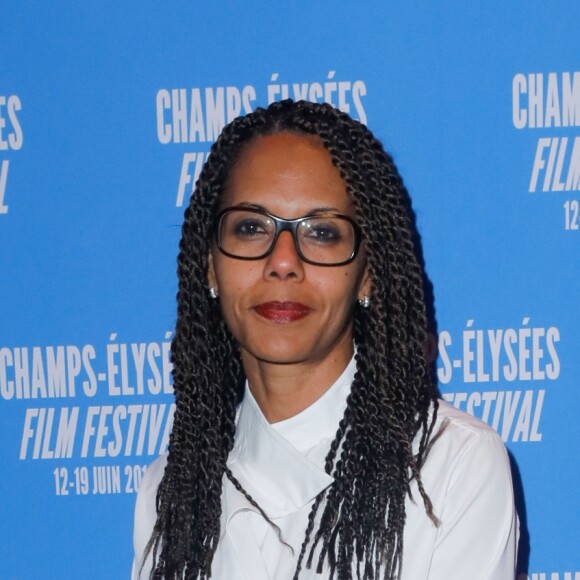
[253,301,312,323]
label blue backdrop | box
[1,2,579,579]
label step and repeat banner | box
[1,2,578,579]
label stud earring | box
[358,295,370,308]
[209,287,219,299]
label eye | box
[302,219,343,244]
[229,214,273,238]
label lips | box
[253,301,312,323]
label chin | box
[242,341,314,366]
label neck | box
[241,343,354,423]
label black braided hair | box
[144,100,439,580]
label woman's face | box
[208,132,370,370]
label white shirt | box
[132,357,518,579]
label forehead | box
[220,132,355,218]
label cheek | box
[214,258,256,292]
[315,271,362,309]
[218,299,239,336]
[214,262,257,318]
[215,290,245,343]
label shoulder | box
[420,400,513,500]
[132,454,168,577]
[435,398,501,439]
[431,399,507,459]
[139,453,168,498]
[135,453,167,529]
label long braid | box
[145,99,438,579]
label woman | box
[132,100,518,579]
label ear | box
[207,250,218,293]
[357,266,371,302]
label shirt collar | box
[226,355,356,518]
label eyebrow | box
[229,202,343,215]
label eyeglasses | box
[214,207,362,266]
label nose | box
[264,230,304,280]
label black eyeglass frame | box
[213,206,363,267]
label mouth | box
[253,301,313,323]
